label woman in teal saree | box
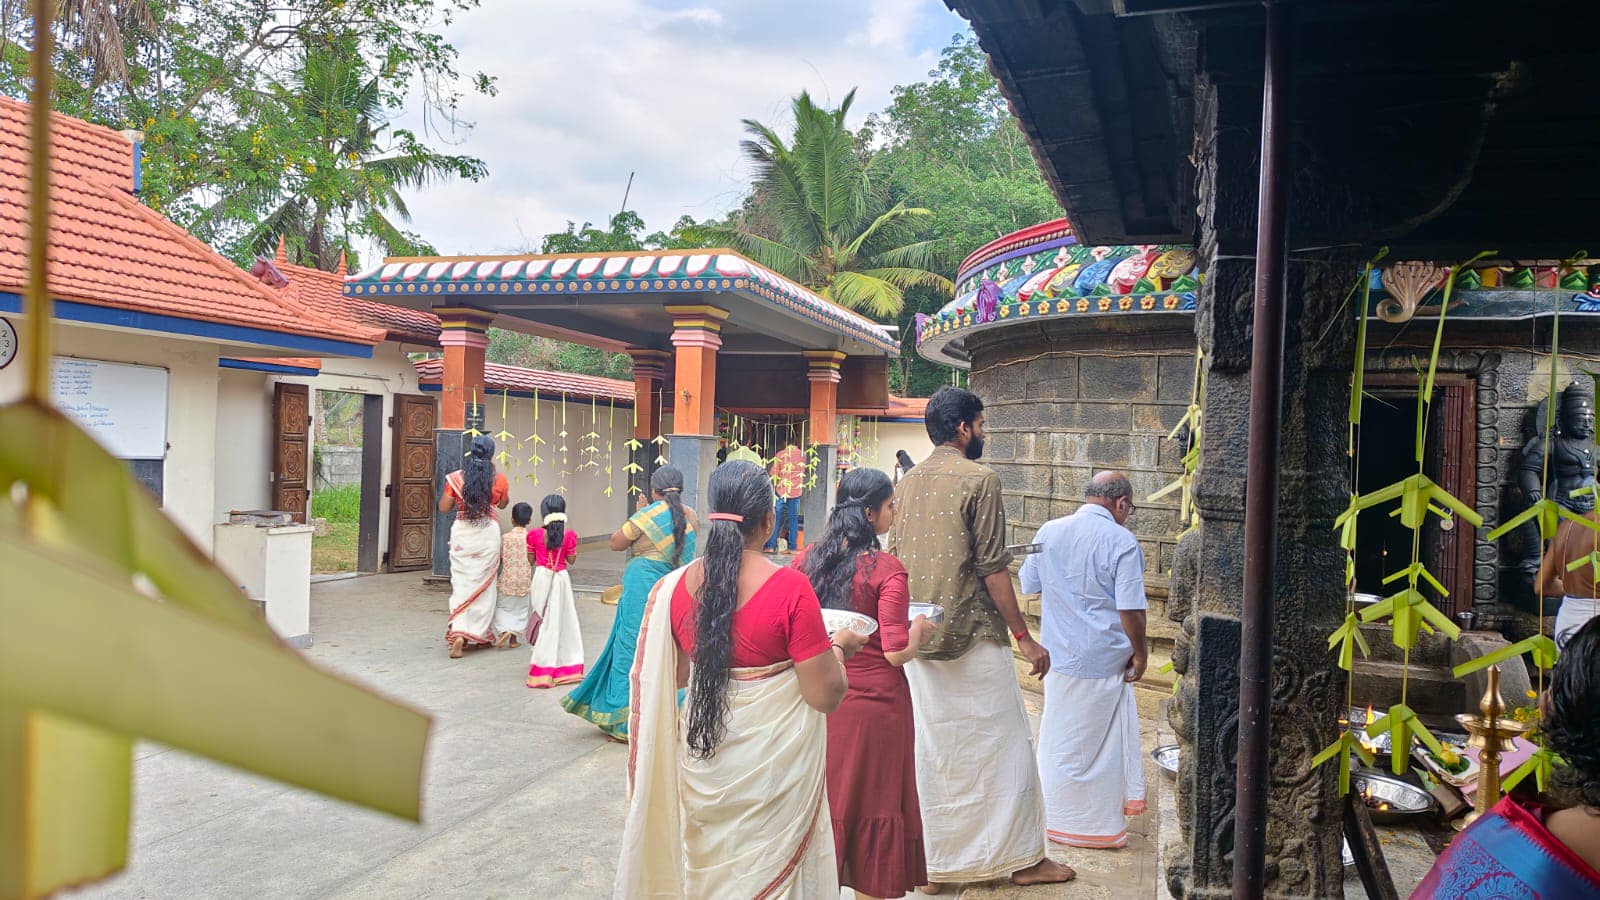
[562,466,695,740]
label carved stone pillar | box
[1165,74,1350,899]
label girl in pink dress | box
[526,494,585,688]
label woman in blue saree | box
[561,466,695,741]
[1414,617,1600,898]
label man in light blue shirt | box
[1019,471,1149,849]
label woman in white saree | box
[616,461,866,899]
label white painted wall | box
[841,418,934,479]
[0,321,222,551]
[214,367,273,520]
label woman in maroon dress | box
[796,467,936,898]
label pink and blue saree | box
[1413,796,1600,898]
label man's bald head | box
[1086,471,1133,503]
[1086,471,1134,524]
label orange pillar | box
[665,305,728,436]
[436,307,494,430]
[626,349,670,440]
[803,350,846,445]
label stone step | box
[1351,659,1465,716]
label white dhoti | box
[906,639,1047,883]
[1556,597,1600,649]
[1038,670,1145,849]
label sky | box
[386,0,971,257]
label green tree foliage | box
[1,0,494,268]
[715,89,952,320]
[866,34,1063,395]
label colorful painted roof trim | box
[343,250,898,355]
[917,220,1202,366]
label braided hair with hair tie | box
[685,460,775,758]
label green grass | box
[312,521,360,574]
[311,483,361,523]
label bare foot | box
[449,637,465,658]
[1011,858,1076,886]
[917,885,945,895]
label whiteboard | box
[51,357,169,459]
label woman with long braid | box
[796,467,935,899]
[437,434,510,658]
[562,466,695,740]
[617,460,867,897]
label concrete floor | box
[69,559,1166,899]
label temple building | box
[940,1,1600,896]
[341,250,908,577]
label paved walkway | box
[70,563,1166,899]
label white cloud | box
[380,0,967,257]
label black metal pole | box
[1232,1,1289,897]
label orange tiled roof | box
[0,96,381,350]
[884,395,928,419]
[413,357,633,404]
[266,249,441,346]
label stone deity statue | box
[1515,382,1598,582]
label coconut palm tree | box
[215,31,485,270]
[719,89,952,319]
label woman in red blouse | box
[437,434,511,658]
[796,466,936,899]
[616,460,868,897]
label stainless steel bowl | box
[1007,543,1044,556]
[907,603,945,625]
[1152,744,1180,778]
[1352,771,1435,824]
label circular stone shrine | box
[918,220,1202,591]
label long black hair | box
[802,467,894,612]
[1547,616,1600,809]
[539,494,566,551]
[651,466,688,567]
[686,460,774,759]
[511,502,533,528]
[896,449,915,472]
[460,435,497,519]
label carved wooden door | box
[272,383,310,522]
[387,394,436,571]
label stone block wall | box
[968,323,1199,589]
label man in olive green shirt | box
[887,386,1074,890]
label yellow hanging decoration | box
[494,389,516,471]
[526,392,543,486]
[605,397,616,497]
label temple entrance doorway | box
[1353,374,1477,616]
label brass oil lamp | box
[1456,664,1530,829]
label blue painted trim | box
[864,416,924,423]
[417,382,634,407]
[131,142,143,194]
[0,292,375,358]
[219,358,321,376]
[958,233,1078,284]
